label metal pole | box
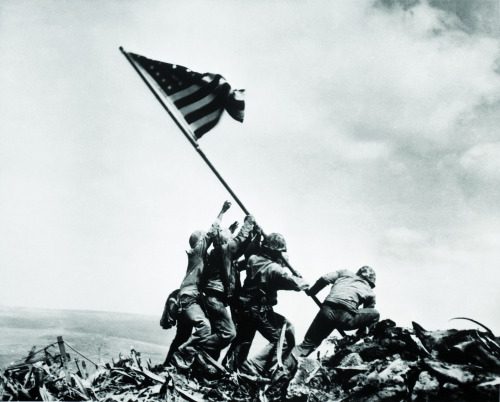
[57,336,71,383]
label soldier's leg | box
[243,309,290,375]
[172,298,211,368]
[222,313,256,371]
[293,304,338,358]
[164,314,193,365]
[204,296,237,360]
[338,308,380,331]
[274,312,295,359]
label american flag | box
[127,52,245,140]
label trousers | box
[239,306,295,375]
[166,294,237,365]
[171,295,211,365]
[203,295,237,359]
[164,313,193,364]
[294,303,380,357]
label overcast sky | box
[1,0,499,340]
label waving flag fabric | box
[127,52,245,139]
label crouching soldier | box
[169,201,231,369]
[237,233,309,378]
[293,266,380,358]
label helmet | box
[189,230,207,248]
[215,228,232,245]
[262,233,287,252]
[356,266,376,288]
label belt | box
[323,301,355,314]
[203,289,228,303]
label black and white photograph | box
[1,0,499,400]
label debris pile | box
[289,319,500,401]
[1,319,499,401]
[0,337,257,402]
[1,344,194,402]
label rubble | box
[1,319,499,401]
[288,319,500,401]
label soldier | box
[200,214,256,360]
[237,233,309,377]
[169,201,231,370]
[293,266,380,358]
[221,225,264,370]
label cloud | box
[338,140,392,162]
[460,142,500,180]
[380,226,429,261]
[384,226,428,245]
[322,2,500,149]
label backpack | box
[160,289,180,329]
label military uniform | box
[201,216,254,359]
[238,252,308,375]
[294,266,380,357]
[169,221,221,368]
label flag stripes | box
[127,52,245,139]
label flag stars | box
[129,52,245,136]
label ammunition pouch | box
[239,290,273,312]
[160,289,180,330]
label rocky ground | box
[1,319,499,401]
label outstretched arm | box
[208,200,232,236]
[243,224,263,259]
[228,221,239,233]
[202,201,233,251]
[217,200,232,221]
[228,215,255,255]
[306,272,339,296]
[306,269,352,296]
[306,277,330,296]
[272,267,310,292]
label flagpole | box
[119,46,251,215]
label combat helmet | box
[262,233,287,252]
[189,230,207,248]
[356,266,376,288]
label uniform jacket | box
[240,254,308,307]
[203,218,254,300]
[309,269,376,313]
[179,219,221,299]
